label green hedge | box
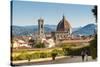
[58,43,80,48]
[31,52,40,59]
[12,49,64,61]
[12,53,29,61]
[12,46,91,61]
[62,46,91,56]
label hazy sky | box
[12,1,95,27]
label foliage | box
[40,52,48,58]
[13,53,27,60]
[26,54,32,61]
[28,39,35,47]
[92,5,97,22]
[62,47,69,56]
[51,49,58,59]
[34,42,45,48]
[31,52,40,59]
[90,34,97,59]
[90,34,97,48]
[62,46,90,56]
[57,50,64,56]
[12,48,65,61]
[90,4,97,59]
[59,43,77,48]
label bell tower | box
[38,18,44,39]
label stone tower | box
[38,18,45,40]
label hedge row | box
[12,49,64,61]
[62,46,91,56]
[12,46,91,61]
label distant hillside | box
[72,24,96,36]
[72,27,81,32]
[12,24,96,36]
[12,25,56,36]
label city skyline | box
[12,1,95,27]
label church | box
[51,15,72,42]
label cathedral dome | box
[56,15,71,33]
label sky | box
[12,1,95,27]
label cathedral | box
[51,15,72,42]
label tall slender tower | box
[38,18,44,40]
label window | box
[41,24,43,28]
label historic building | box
[38,18,45,40]
[51,15,72,42]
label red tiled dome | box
[57,15,71,32]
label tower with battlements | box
[38,18,45,40]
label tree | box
[28,39,35,47]
[51,49,58,60]
[89,6,97,59]
[34,42,45,48]
[92,5,97,23]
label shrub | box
[12,56,19,61]
[13,54,27,60]
[12,52,32,61]
[46,52,51,57]
[12,49,65,61]
[62,47,70,56]
[51,49,58,55]
[51,49,58,57]
[60,43,78,48]
[34,43,45,48]
[31,52,40,59]
[40,52,48,58]
[62,46,90,56]
[57,50,64,56]
[90,47,97,59]
[28,39,35,47]
[26,54,32,61]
